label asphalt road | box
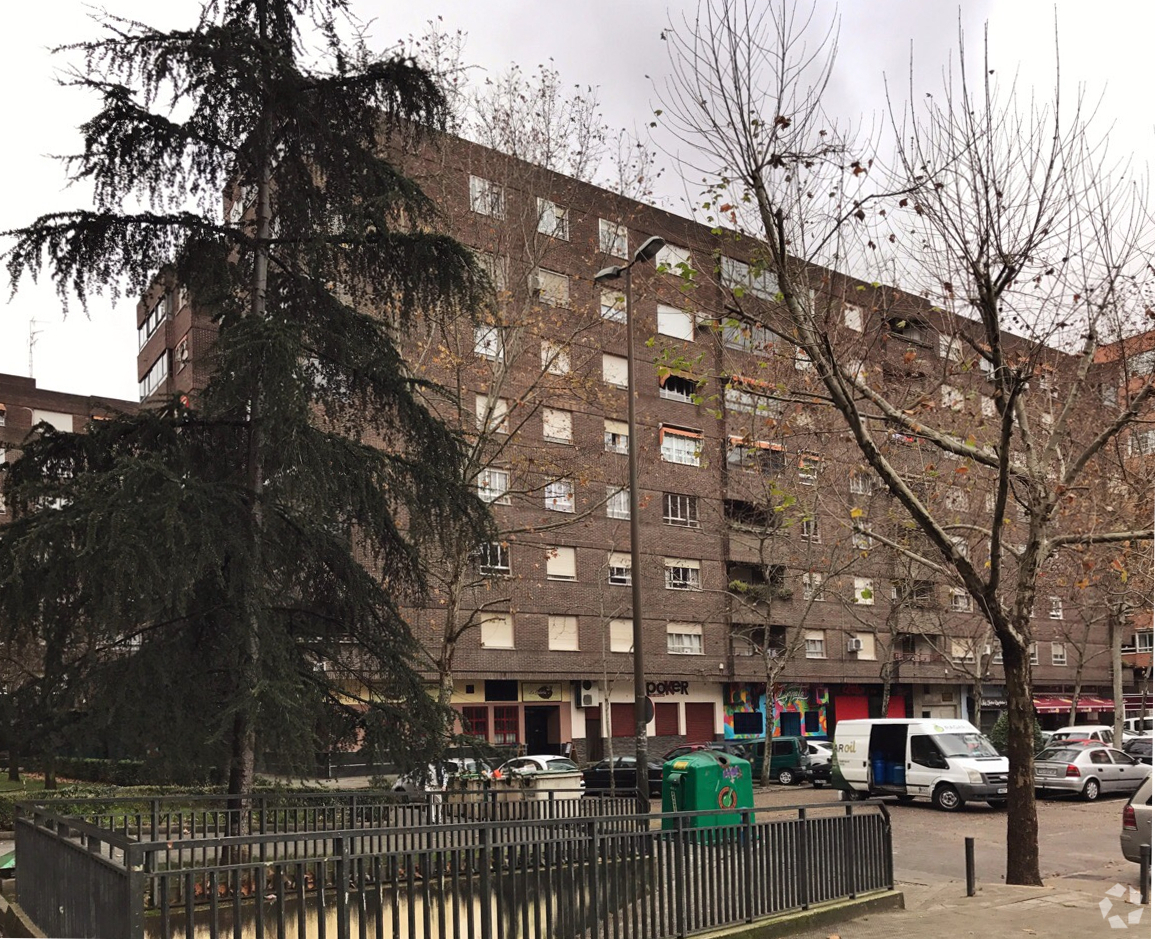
[749,781,1139,891]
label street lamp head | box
[594,265,625,283]
[633,236,665,264]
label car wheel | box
[777,768,796,786]
[932,784,964,811]
[1082,778,1100,802]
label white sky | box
[1,1,1151,401]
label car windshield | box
[545,758,578,772]
[935,733,999,759]
[1038,747,1090,763]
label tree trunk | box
[43,760,56,791]
[880,659,895,719]
[1067,671,1083,729]
[1001,640,1042,885]
[7,744,18,783]
[1110,609,1125,748]
[760,676,775,787]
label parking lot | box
[750,782,1142,891]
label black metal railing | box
[17,793,892,939]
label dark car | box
[582,756,664,797]
[663,740,751,762]
[1123,736,1153,766]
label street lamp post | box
[595,235,664,812]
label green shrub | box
[988,712,1047,755]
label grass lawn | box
[0,777,49,795]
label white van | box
[832,718,1009,811]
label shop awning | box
[1033,694,1115,714]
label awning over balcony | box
[1032,694,1114,714]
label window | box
[600,290,626,323]
[599,219,628,257]
[798,452,821,485]
[805,630,826,659]
[139,352,169,400]
[608,552,632,586]
[546,546,577,581]
[1048,596,1063,620]
[138,296,166,349]
[537,198,569,240]
[469,175,504,218]
[480,614,514,649]
[854,577,874,605]
[657,305,695,341]
[660,427,702,466]
[655,374,695,404]
[850,473,873,495]
[888,316,930,346]
[949,589,972,612]
[656,243,692,276]
[477,467,510,504]
[603,354,629,388]
[1051,642,1067,666]
[721,316,774,355]
[478,542,510,576]
[727,440,785,474]
[595,420,628,457]
[609,619,633,653]
[981,396,997,419]
[721,256,777,299]
[941,385,964,411]
[461,706,488,740]
[1137,632,1154,653]
[992,645,1004,664]
[549,615,579,651]
[606,487,630,519]
[802,572,824,601]
[939,334,962,362]
[725,378,782,416]
[475,394,510,435]
[667,623,703,655]
[533,269,569,307]
[843,305,863,331]
[542,408,572,443]
[663,493,699,528]
[492,705,518,744]
[800,516,820,543]
[948,535,969,560]
[474,325,504,361]
[1029,642,1039,666]
[795,346,812,371]
[545,479,575,513]
[852,523,873,550]
[541,341,570,375]
[0,406,5,427]
[476,253,507,294]
[979,355,995,376]
[664,558,701,590]
[1130,429,1155,457]
[951,641,976,664]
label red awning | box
[1032,695,1072,714]
[1073,695,1114,712]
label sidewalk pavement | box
[788,877,1148,939]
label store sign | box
[646,680,690,697]
[521,682,565,702]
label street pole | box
[624,262,649,812]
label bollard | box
[965,836,976,897]
[1141,844,1150,906]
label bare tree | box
[658,1,1153,885]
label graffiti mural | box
[723,683,829,739]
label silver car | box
[1121,776,1153,863]
[1034,744,1151,801]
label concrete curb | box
[695,889,905,939]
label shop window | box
[492,706,519,744]
[461,706,488,740]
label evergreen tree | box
[0,0,489,796]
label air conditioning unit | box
[579,679,601,708]
[847,637,864,653]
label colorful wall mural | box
[723,683,830,739]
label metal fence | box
[16,792,892,939]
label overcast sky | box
[1,1,1151,402]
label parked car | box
[1123,716,1155,735]
[808,741,833,787]
[741,737,812,785]
[1121,776,1153,863]
[391,758,490,799]
[581,756,664,797]
[1034,744,1151,801]
[662,740,750,762]
[1049,726,1138,746]
[1123,736,1153,766]
[493,755,581,779]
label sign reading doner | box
[521,682,567,702]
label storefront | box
[830,684,908,726]
[723,683,832,740]
[450,679,572,755]
[1032,693,1115,729]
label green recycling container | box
[661,749,754,829]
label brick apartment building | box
[131,130,1152,761]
